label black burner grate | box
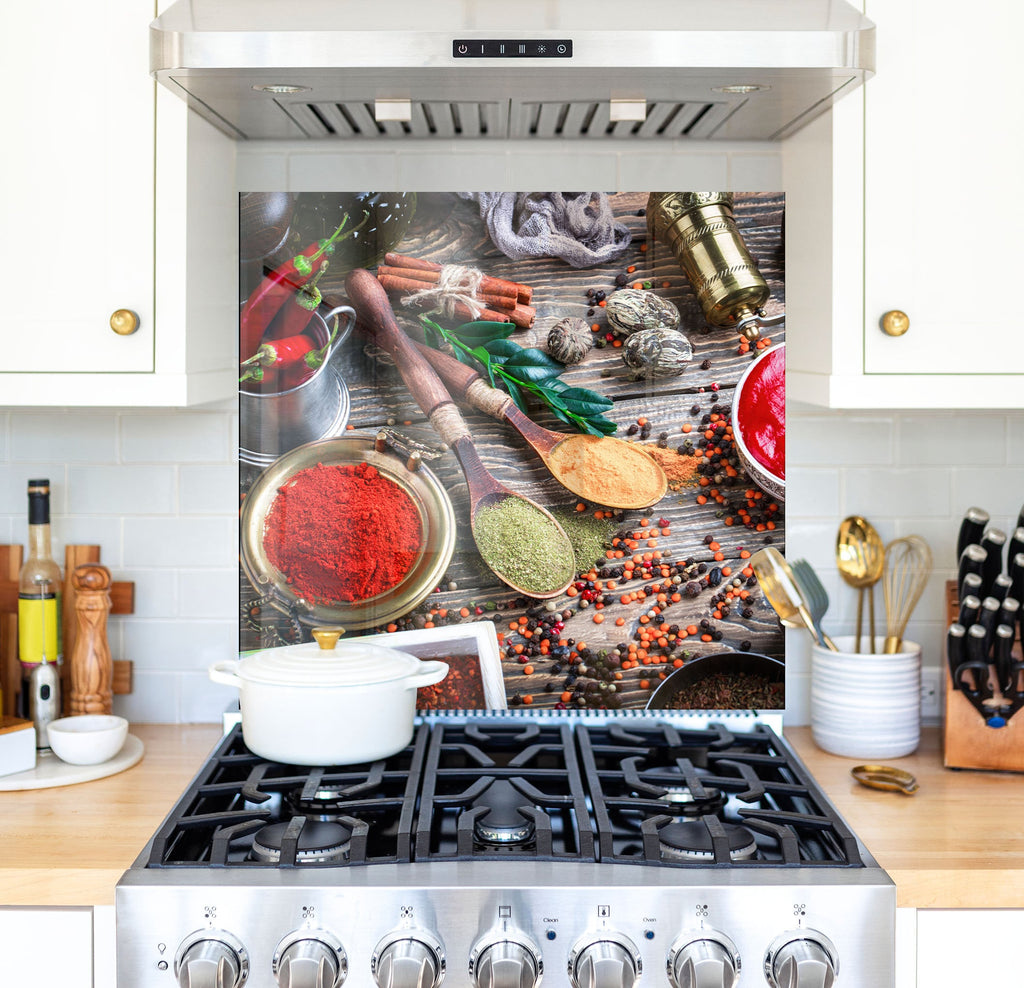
[143,719,863,870]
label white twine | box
[400,264,486,319]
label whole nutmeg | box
[605,289,681,336]
[622,326,694,379]
[546,317,593,365]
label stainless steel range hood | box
[151,0,874,142]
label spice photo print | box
[237,191,787,713]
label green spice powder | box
[473,497,574,595]
[551,508,617,574]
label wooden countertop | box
[1,724,1020,909]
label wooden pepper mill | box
[69,563,113,715]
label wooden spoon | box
[414,342,668,509]
[836,515,886,653]
[345,269,574,599]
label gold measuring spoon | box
[415,342,668,510]
[346,269,574,599]
[837,516,886,653]
[750,547,838,650]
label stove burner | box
[251,820,353,864]
[658,821,757,863]
[657,785,727,818]
[471,780,536,845]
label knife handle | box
[980,528,1008,588]
[957,506,990,562]
[966,622,991,666]
[995,623,1016,695]
[1011,552,1024,605]
[958,545,988,599]
[1008,527,1024,569]
[978,596,1002,650]
[990,573,1014,603]
[998,596,1021,631]
[957,594,982,628]
[947,623,967,690]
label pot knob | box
[312,627,345,650]
[274,932,347,988]
[569,935,641,988]
[764,932,838,988]
[372,935,444,988]
[175,931,248,988]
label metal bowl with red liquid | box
[732,341,785,502]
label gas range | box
[116,716,894,987]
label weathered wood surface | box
[239,192,786,710]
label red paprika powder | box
[262,461,422,603]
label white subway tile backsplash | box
[179,672,239,724]
[898,414,1006,465]
[179,569,238,619]
[120,411,231,463]
[68,465,176,515]
[180,465,239,515]
[950,467,1024,531]
[48,517,124,567]
[288,152,399,191]
[617,152,729,191]
[118,568,180,619]
[843,467,952,519]
[123,517,235,568]
[1008,415,1024,463]
[122,618,237,672]
[784,468,840,519]
[0,465,67,514]
[9,412,118,462]
[788,414,893,466]
[113,670,181,724]
[729,154,783,190]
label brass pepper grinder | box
[68,564,113,715]
[646,192,785,341]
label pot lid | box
[239,633,425,687]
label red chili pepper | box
[239,310,345,386]
[239,210,368,360]
[262,263,329,343]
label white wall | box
[0,141,1020,723]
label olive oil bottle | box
[18,479,62,731]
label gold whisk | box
[882,535,933,654]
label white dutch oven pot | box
[209,628,447,765]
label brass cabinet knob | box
[880,310,910,337]
[109,308,140,336]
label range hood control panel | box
[452,40,573,58]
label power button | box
[457,44,468,54]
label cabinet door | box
[863,0,1024,376]
[0,907,94,988]
[0,0,154,373]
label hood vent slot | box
[283,100,507,139]
[516,99,735,139]
[278,98,737,140]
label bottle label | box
[18,595,61,667]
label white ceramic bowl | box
[47,715,129,765]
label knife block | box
[943,580,1024,772]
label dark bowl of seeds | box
[646,651,784,711]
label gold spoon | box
[415,342,668,509]
[346,269,574,599]
[750,547,838,650]
[836,516,886,653]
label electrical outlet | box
[920,667,942,721]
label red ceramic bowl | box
[732,342,785,502]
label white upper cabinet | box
[0,0,237,406]
[785,0,1024,408]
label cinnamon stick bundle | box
[377,267,517,312]
[384,252,533,304]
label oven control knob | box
[764,931,838,988]
[273,931,347,988]
[668,932,740,988]
[469,934,544,988]
[175,930,249,988]
[372,932,445,988]
[568,934,642,988]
